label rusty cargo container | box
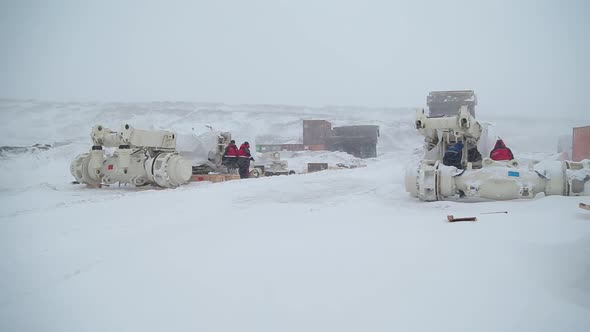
[303,120,332,146]
[304,144,327,151]
[573,125,590,161]
[332,125,379,139]
[280,144,305,151]
[257,144,305,152]
[328,125,379,158]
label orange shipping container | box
[573,126,590,161]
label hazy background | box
[0,0,588,115]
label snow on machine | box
[252,151,296,177]
[180,130,233,175]
[70,124,193,188]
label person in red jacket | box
[237,141,254,178]
[490,138,514,161]
[222,140,239,171]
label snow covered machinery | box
[415,106,483,165]
[406,158,590,201]
[262,152,295,176]
[70,124,192,188]
[406,108,590,201]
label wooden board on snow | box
[191,174,240,183]
[580,203,590,211]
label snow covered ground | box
[1,99,589,331]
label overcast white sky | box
[0,0,588,114]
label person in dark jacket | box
[489,139,514,161]
[443,142,464,169]
[237,141,254,178]
[467,145,483,168]
[223,140,239,171]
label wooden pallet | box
[191,174,240,183]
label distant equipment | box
[264,152,295,176]
[251,152,295,177]
[70,124,192,188]
[427,90,477,117]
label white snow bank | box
[0,100,589,332]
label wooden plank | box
[191,174,240,183]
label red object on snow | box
[490,139,514,161]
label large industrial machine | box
[406,107,590,201]
[260,152,295,176]
[415,106,485,166]
[248,151,296,177]
[70,124,193,188]
[181,130,233,174]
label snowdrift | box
[0,99,589,332]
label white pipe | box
[406,158,590,201]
